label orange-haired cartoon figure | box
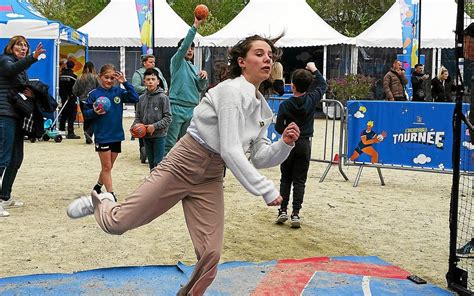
[350,120,387,163]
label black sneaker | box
[290,213,301,228]
[275,209,288,224]
[66,133,81,139]
[84,132,93,144]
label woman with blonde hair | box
[271,61,285,96]
[431,66,455,102]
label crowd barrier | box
[266,97,349,183]
[266,97,473,187]
[346,100,472,186]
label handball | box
[94,96,111,113]
[377,134,384,141]
[194,4,209,20]
[130,123,147,138]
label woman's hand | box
[267,196,283,206]
[282,122,300,145]
[23,87,35,98]
[32,43,46,60]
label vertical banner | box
[399,0,421,98]
[135,0,153,55]
[347,101,473,171]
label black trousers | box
[79,101,94,136]
[279,138,311,212]
[59,98,77,134]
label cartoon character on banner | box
[140,1,153,55]
[350,120,387,164]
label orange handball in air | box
[194,4,209,20]
[130,123,147,139]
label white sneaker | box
[67,196,94,219]
[1,199,24,208]
[0,205,9,217]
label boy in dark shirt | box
[274,62,327,228]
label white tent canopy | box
[201,0,352,47]
[79,0,201,47]
[355,0,470,49]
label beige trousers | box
[92,134,225,296]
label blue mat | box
[0,256,454,295]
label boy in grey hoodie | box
[132,68,172,170]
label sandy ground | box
[0,118,452,290]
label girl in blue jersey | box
[78,64,138,201]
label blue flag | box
[135,0,153,55]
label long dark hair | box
[82,61,96,75]
[227,34,283,79]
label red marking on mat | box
[0,6,13,12]
[251,257,411,295]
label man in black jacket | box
[411,63,430,101]
[59,61,80,139]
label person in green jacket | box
[131,54,168,94]
[164,16,208,155]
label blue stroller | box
[40,99,72,143]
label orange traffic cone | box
[333,153,339,164]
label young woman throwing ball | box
[67,32,300,295]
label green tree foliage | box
[466,2,474,18]
[31,0,396,38]
[30,0,110,29]
[168,0,394,37]
[167,0,247,35]
[307,0,394,37]
[328,74,375,104]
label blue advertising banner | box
[135,0,153,55]
[399,0,421,98]
[399,0,420,65]
[0,38,55,97]
[267,96,292,143]
[347,101,471,171]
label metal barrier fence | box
[268,97,459,188]
[314,100,463,188]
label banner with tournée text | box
[135,0,153,55]
[347,101,472,171]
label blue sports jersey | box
[84,81,139,144]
